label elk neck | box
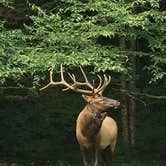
[85,103,107,123]
[79,103,106,141]
[86,103,99,115]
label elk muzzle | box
[98,97,120,110]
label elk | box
[40,65,120,166]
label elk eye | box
[95,94,102,97]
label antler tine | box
[60,65,95,94]
[62,87,70,91]
[40,69,54,91]
[40,64,67,91]
[92,79,95,94]
[95,75,103,90]
[102,74,109,89]
[79,66,94,90]
[60,64,65,81]
[62,73,76,91]
[50,69,53,82]
[97,74,107,91]
[108,75,111,84]
[68,72,90,87]
[96,74,111,95]
[68,72,76,82]
[103,75,111,88]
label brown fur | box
[76,105,106,148]
[76,95,119,166]
[76,107,118,150]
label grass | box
[0,160,165,166]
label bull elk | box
[40,65,120,166]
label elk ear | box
[82,95,91,102]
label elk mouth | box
[108,101,120,109]
[114,101,120,109]
[106,99,120,109]
[114,106,120,109]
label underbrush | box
[0,160,165,166]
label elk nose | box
[116,101,120,106]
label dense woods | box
[0,0,166,166]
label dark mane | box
[82,104,106,140]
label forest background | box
[0,0,166,165]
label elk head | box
[82,94,120,112]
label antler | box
[95,74,111,95]
[40,65,94,94]
[40,65,111,95]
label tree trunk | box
[128,38,136,148]
[120,38,130,148]
[120,37,137,151]
[120,79,130,148]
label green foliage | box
[0,22,27,85]
[0,0,165,87]
[0,0,12,6]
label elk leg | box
[80,146,88,166]
[95,149,100,166]
[102,146,113,166]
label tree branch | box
[120,89,166,100]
